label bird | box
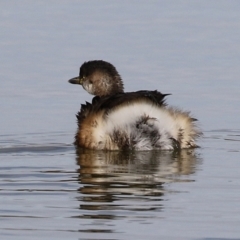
[68,60,201,151]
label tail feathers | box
[108,108,201,150]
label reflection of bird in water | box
[76,149,201,200]
[68,60,201,150]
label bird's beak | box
[68,76,83,85]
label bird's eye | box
[89,80,93,84]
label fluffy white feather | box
[91,101,199,150]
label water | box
[1,1,240,239]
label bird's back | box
[74,91,200,150]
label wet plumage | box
[68,60,201,150]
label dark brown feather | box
[76,90,169,121]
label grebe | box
[68,60,201,150]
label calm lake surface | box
[1,1,240,240]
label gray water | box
[1,1,240,239]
